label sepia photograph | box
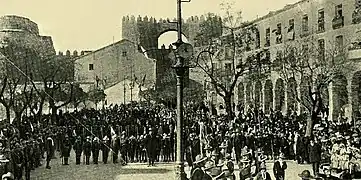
[0,0,360,179]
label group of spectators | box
[0,100,359,179]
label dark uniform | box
[92,138,100,164]
[61,135,72,165]
[145,130,159,166]
[112,136,120,164]
[73,137,82,165]
[102,136,110,164]
[11,144,23,180]
[119,133,128,164]
[23,141,32,180]
[83,137,92,165]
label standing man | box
[45,132,55,169]
[112,134,120,164]
[255,164,271,180]
[23,141,31,180]
[102,136,110,164]
[83,136,92,165]
[273,153,287,180]
[11,142,23,180]
[119,131,128,165]
[92,137,100,164]
[308,138,322,177]
[73,136,82,165]
[61,135,72,165]
[146,128,159,167]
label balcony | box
[275,34,282,44]
[352,9,361,24]
[332,16,344,29]
[348,42,361,60]
[286,31,295,41]
[317,21,325,33]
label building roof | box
[248,0,308,25]
[74,39,135,60]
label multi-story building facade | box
[227,0,361,121]
[74,39,156,93]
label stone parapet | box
[0,15,39,35]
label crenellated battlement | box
[122,15,211,24]
[121,14,222,54]
[56,50,93,57]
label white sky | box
[0,0,299,52]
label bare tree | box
[194,1,260,120]
[0,42,38,123]
[276,35,355,136]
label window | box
[265,28,270,46]
[122,51,127,57]
[336,35,344,53]
[318,39,325,60]
[276,23,282,44]
[335,4,343,17]
[302,15,309,32]
[287,19,295,40]
[289,19,295,31]
[277,23,282,34]
[318,9,325,32]
[333,4,344,29]
[225,63,232,74]
[89,64,94,71]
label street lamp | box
[172,0,193,179]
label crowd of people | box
[0,101,359,179]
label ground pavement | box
[30,151,312,180]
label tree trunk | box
[305,116,313,137]
[5,106,11,124]
[49,99,57,124]
[224,94,234,121]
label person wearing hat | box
[61,134,72,165]
[204,144,212,159]
[232,128,245,163]
[273,153,287,180]
[102,135,111,164]
[92,137,101,164]
[111,134,120,164]
[298,170,314,180]
[255,148,267,174]
[330,137,340,169]
[11,142,23,180]
[203,161,215,180]
[73,136,83,165]
[83,136,92,165]
[239,154,252,180]
[209,150,219,165]
[45,132,54,169]
[23,140,33,180]
[119,131,128,165]
[255,163,271,180]
[1,172,14,180]
[308,138,322,177]
[190,154,207,180]
[145,127,159,167]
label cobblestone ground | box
[30,151,312,180]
